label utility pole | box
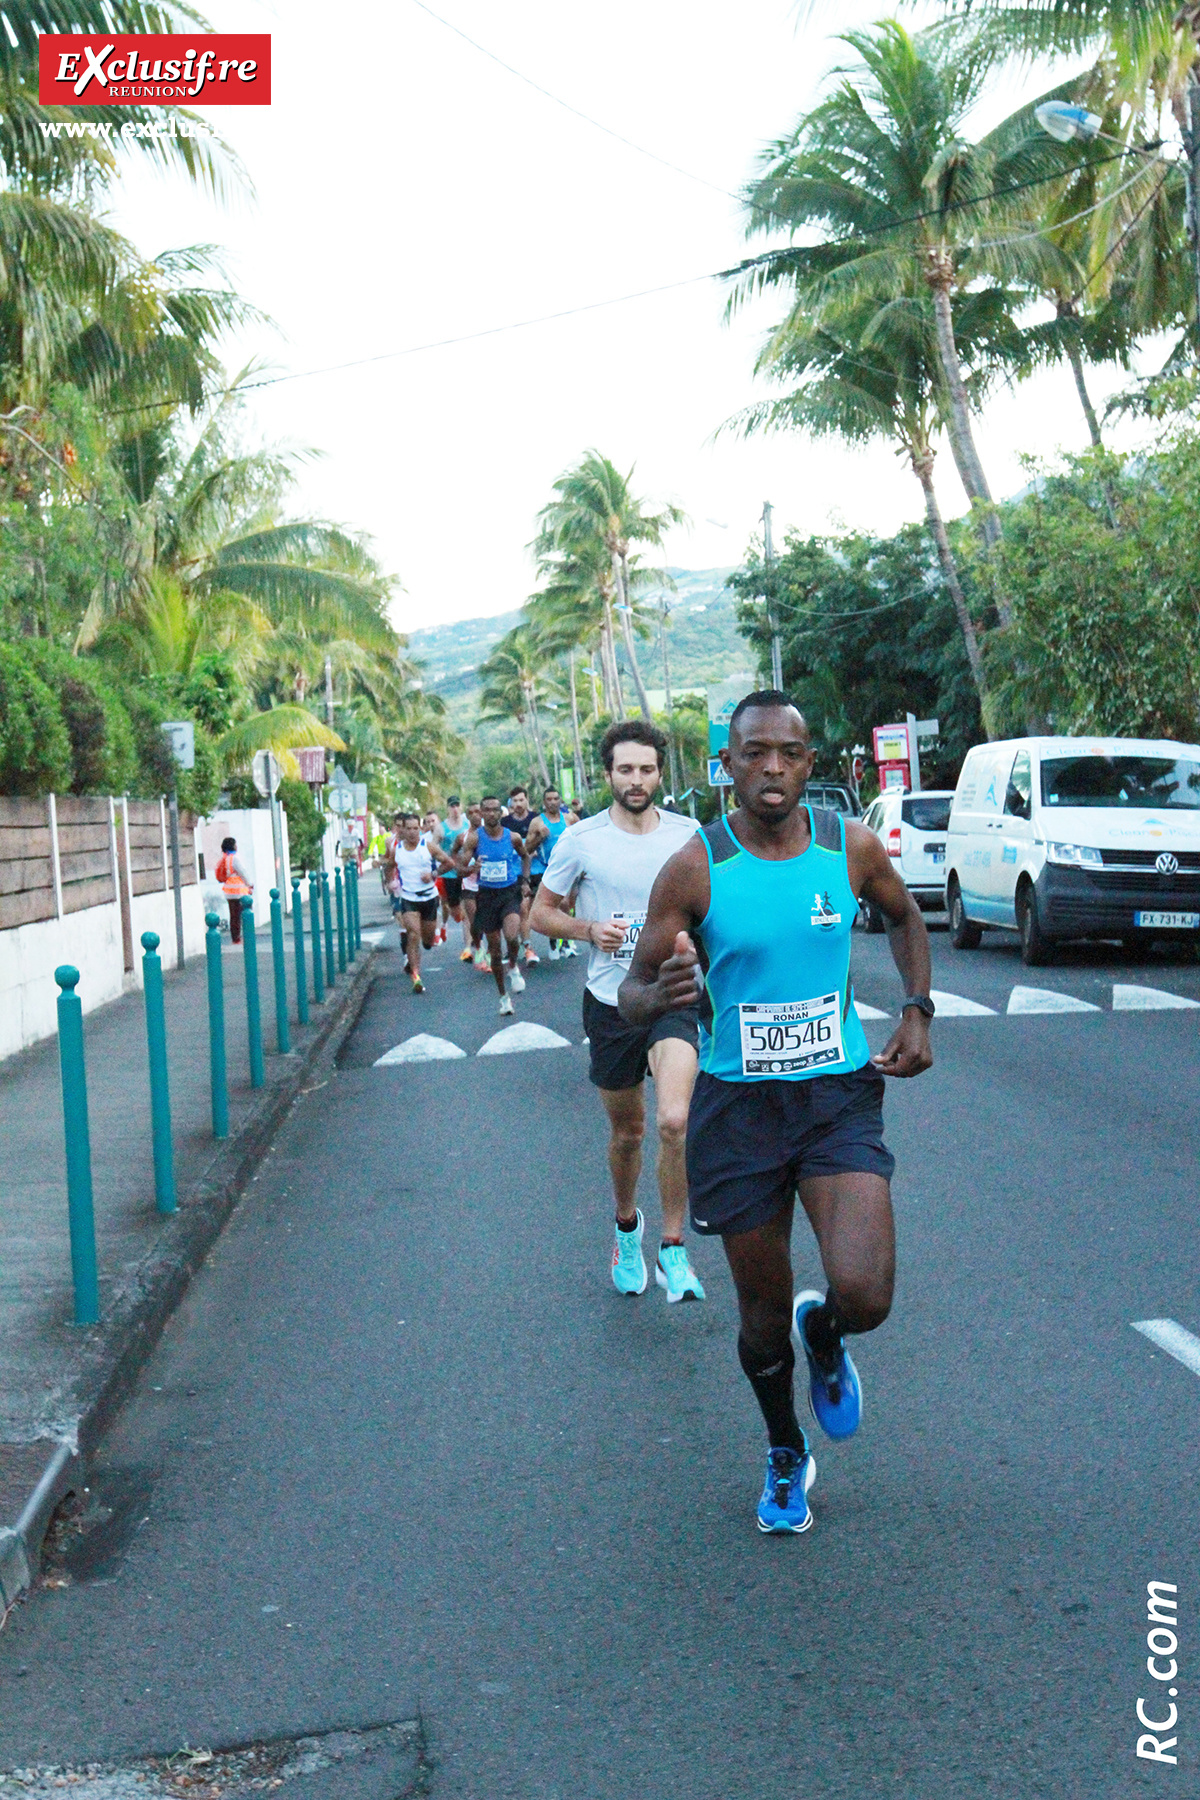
[659,594,683,799]
[324,654,335,731]
[762,501,784,690]
[1186,62,1200,336]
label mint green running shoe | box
[611,1209,648,1295]
[655,1244,705,1303]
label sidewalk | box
[0,884,391,1607]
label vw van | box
[943,737,1200,964]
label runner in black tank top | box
[621,692,935,1534]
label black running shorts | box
[687,1063,895,1237]
[583,988,699,1091]
[474,882,522,936]
[400,896,439,924]
[441,875,463,907]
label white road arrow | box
[374,1034,466,1065]
[1132,1319,1200,1380]
[1007,986,1101,1015]
[1113,984,1200,1011]
[477,1022,573,1056]
[853,1000,889,1020]
[929,989,997,1017]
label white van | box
[943,736,1200,964]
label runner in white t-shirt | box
[393,812,456,995]
[530,720,706,1303]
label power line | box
[408,0,740,202]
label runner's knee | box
[655,1105,688,1147]
[835,1274,893,1333]
[609,1116,645,1155]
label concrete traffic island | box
[0,880,386,1614]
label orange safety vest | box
[215,853,251,898]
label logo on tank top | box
[810,889,841,930]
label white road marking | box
[1007,985,1101,1015]
[929,988,996,1017]
[1113,983,1200,1011]
[361,930,385,945]
[477,1022,572,1056]
[854,1000,890,1020]
[1132,1318,1200,1379]
[374,1034,466,1065]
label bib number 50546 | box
[738,994,844,1076]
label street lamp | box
[1034,101,1101,143]
[1035,92,1200,342]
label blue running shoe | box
[756,1444,816,1534]
[611,1209,648,1295]
[792,1289,862,1441]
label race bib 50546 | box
[738,993,844,1076]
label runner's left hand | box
[652,930,700,1013]
[871,1012,932,1078]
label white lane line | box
[477,1022,572,1056]
[374,1034,467,1066]
[361,930,385,945]
[929,988,996,1017]
[854,1000,890,1020]
[1113,984,1200,1011]
[1007,985,1101,1015]
[1132,1319,1200,1379]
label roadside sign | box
[161,721,195,770]
[873,722,909,765]
[295,746,326,785]
[707,674,756,760]
[252,749,281,798]
[708,756,734,788]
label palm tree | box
[528,535,624,714]
[478,624,560,787]
[730,22,1077,556]
[728,283,990,708]
[534,452,685,719]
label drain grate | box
[0,1717,428,1798]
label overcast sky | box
[102,0,1141,635]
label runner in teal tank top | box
[619,691,935,1535]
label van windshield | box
[1040,754,1200,810]
[902,797,952,830]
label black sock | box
[660,1236,684,1249]
[616,1213,638,1232]
[804,1294,850,1366]
[737,1336,806,1452]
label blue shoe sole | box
[792,1292,863,1441]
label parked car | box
[943,735,1200,964]
[857,789,954,929]
[806,780,862,817]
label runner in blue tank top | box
[620,691,935,1535]
[523,785,577,960]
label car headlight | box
[1045,841,1103,867]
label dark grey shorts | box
[687,1063,895,1237]
[584,989,699,1092]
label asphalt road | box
[1,915,1198,1797]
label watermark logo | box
[1137,1580,1180,1767]
[38,34,271,106]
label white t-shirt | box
[395,842,437,902]
[541,807,699,1006]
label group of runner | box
[387,696,936,1536]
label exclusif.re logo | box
[38,33,271,105]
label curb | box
[0,942,380,1612]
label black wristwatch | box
[902,994,936,1020]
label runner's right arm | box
[454,828,478,873]
[528,883,625,951]
[617,837,710,1026]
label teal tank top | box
[696,806,870,1083]
[530,810,567,875]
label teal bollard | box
[291,878,309,1025]
[241,897,265,1089]
[321,871,335,989]
[140,932,177,1215]
[309,871,324,1004]
[54,967,100,1325]
[335,867,347,973]
[206,913,228,1138]
[270,889,291,1054]
[345,863,357,964]
[355,863,363,949]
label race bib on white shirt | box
[610,910,647,964]
[738,994,844,1077]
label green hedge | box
[0,643,73,795]
[279,775,325,874]
[21,642,138,795]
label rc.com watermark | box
[1138,1581,1181,1768]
